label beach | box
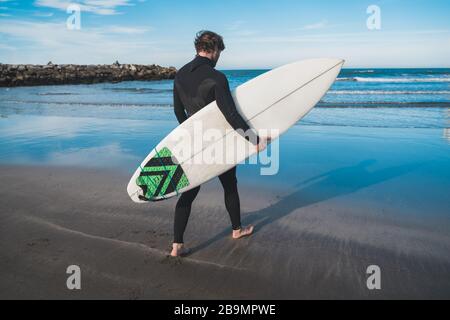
[1,159,450,299]
[1,69,450,299]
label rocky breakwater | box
[0,61,177,87]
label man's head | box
[194,30,225,66]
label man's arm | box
[214,72,259,144]
[173,82,188,124]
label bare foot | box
[170,243,191,257]
[232,225,254,239]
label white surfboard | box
[127,58,344,202]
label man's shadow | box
[190,159,425,254]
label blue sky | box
[0,0,449,68]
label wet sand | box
[1,165,450,299]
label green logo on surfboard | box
[136,147,189,201]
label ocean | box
[0,68,449,128]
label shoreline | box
[0,62,177,87]
[1,164,449,299]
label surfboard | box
[127,58,344,203]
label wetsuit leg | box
[218,167,242,230]
[174,186,200,243]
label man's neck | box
[197,51,214,61]
[195,53,216,68]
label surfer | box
[171,30,268,257]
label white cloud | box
[0,19,159,64]
[100,25,150,34]
[301,20,328,30]
[34,0,134,15]
[33,11,55,17]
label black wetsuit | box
[173,55,255,243]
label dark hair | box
[194,30,225,53]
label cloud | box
[33,11,55,17]
[0,19,158,64]
[301,20,328,30]
[34,0,134,15]
[100,25,151,34]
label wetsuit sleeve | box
[214,73,259,144]
[173,82,188,124]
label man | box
[171,30,268,257]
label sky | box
[0,0,449,68]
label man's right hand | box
[256,137,271,152]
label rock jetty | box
[0,61,177,87]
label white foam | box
[329,90,450,95]
[337,77,450,83]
